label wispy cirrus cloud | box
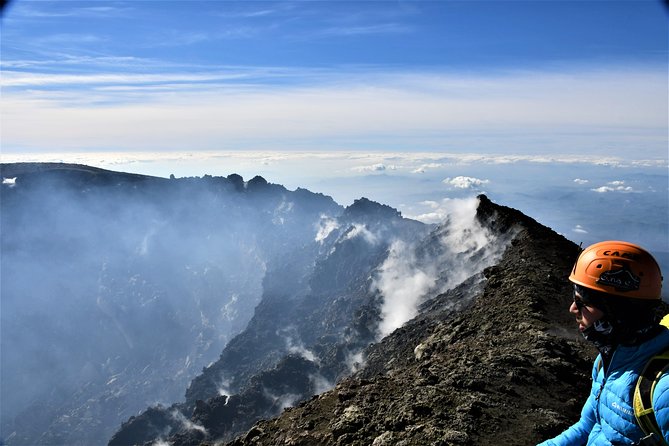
[3,65,667,156]
[31,33,108,45]
[9,4,133,19]
[0,69,267,88]
[319,23,411,37]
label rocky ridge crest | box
[220,195,596,446]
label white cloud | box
[574,178,589,184]
[263,390,300,411]
[1,70,249,88]
[217,377,232,398]
[12,4,133,19]
[443,176,490,189]
[351,163,396,173]
[420,200,440,209]
[319,23,411,37]
[591,180,635,193]
[406,198,472,224]
[573,225,588,234]
[412,163,444,173]
[278,327,320,364]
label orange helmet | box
[569,241,663,300]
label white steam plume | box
[375,241,436,338]
[373,197,511,338]
[344,224,379,245]
[217,376,232,400]
[309,373,334,394]
[263,389,300,412]
[345,350,366,374]
[279,327,320,364]
[315,215,339,243]
[170,410,207,435]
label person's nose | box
[569,300,579,314]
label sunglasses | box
[573,295,588,311]
[573,285,602,312]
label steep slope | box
[108,198,433,445]
[221,196,598,446]
[1,163,345,446]
[109,196,510,446]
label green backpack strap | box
[633,350,669,441]
[633,315,669,444]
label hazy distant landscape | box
[5,152,666,277]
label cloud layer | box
[2,66,667,157]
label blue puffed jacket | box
[539,327,669,446]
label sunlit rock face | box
[1,163,513,446]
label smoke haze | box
[1,166,517,445]
[0,167,341,445]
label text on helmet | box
[602,250,640,260]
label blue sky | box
[1,1,668,269]
[2,0,667,156]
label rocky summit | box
[221,196,597,446]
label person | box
[539,240,669,446]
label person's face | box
[570,289,604,332]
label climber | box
[539,241,669,446]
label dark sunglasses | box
[573,285,603,312]
[573,295,588,311]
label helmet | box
[569,241,662,300]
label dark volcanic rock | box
[221,196,596,446]
[3,162,607,446]
[107,183,437,446]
